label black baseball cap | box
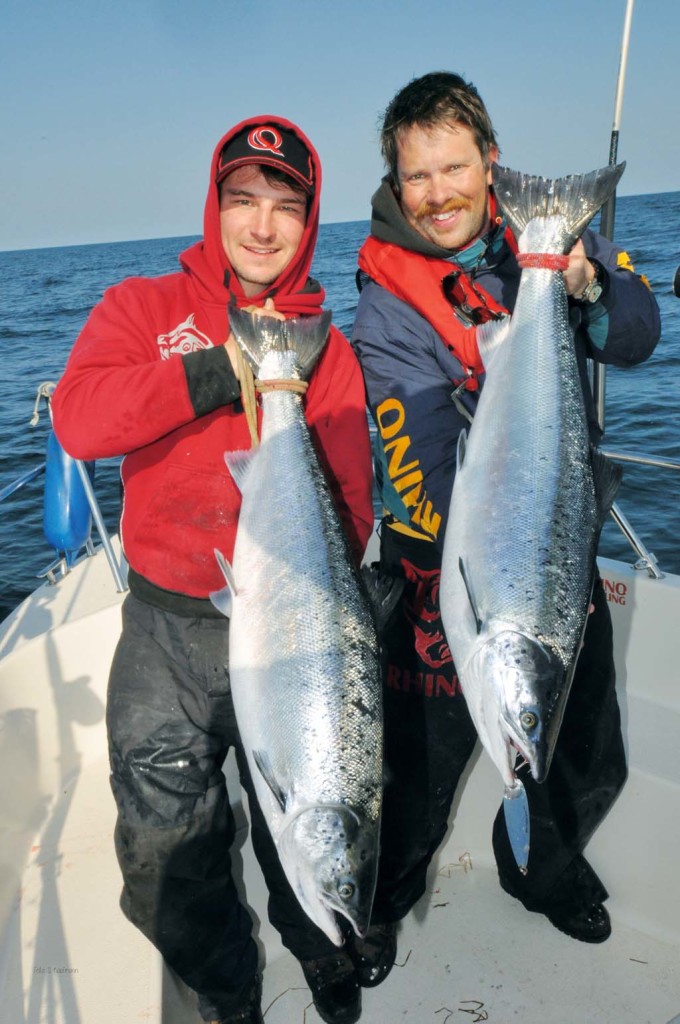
[216,122,315,194]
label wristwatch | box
[576,260,604,304]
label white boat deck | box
[1,544,679,1023]
[258,864,680,1024]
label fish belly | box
[227,394,382,839]
[444,271,597,675]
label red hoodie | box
[52,116,374,606]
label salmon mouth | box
[503,720,544,784]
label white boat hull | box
[1,543,679,1022]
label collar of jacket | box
[359,182,516,389]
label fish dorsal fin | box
[253,750,289,813]
[224,449,257,493]
[456,429,467,472]
[591,447,623,526]
[360,564,405,636]
[476,315,511,369]
[492,163,626,253]
[458,557,483,635]
[209,547,237,617]
[228,307,332,380]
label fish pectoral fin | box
[360,564,405,636]
[591,446,623,525]
[224,449,257,493]
[475,316,511,369]
[458,557,483,635]
[456,429,468,472]
[253,750,289,813]
[209,548,236,617]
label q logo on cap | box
[247,127,284,158]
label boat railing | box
[67,453,127,593]
[601,447,680,580]
[1,383,127,595]
[0,463,46,504]
[2,392,678,597]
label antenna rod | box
[600,0,635,240]
[593,0,635,434]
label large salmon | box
[439,164,624,871]
[212,307,383,945]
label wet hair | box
[260,165,309,196]
[219,164,311,213]
[380,71,499,186]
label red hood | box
[180,115,325,316]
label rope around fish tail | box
[255,379,308,394]
[235,344,260,448]
[234,343,310,449]
[516,254,569,271]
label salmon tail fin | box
[228,307,332,380]
[492,162,626,251]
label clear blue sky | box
[2,0,678,251]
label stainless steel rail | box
[0,463,45,503]
[3,413,677,589]
[601,448,680,472]
[602,447,680,579]
[74,458,127,592]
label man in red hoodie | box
[52,117,374,1024]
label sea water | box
[1,195,679,620]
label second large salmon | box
[440,164,624,870]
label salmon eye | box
[521,711,538,730]
[338,883,355,901]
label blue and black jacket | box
[351,177,661,561]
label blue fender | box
[43,431,95,565]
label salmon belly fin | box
[209,547,237,617]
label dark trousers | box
[372,527,627,924]
[107,595,337,1022]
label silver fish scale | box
[229,384,382,832]
[450,224,597,669]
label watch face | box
[586,281,603,303]
[580,275,602,303]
